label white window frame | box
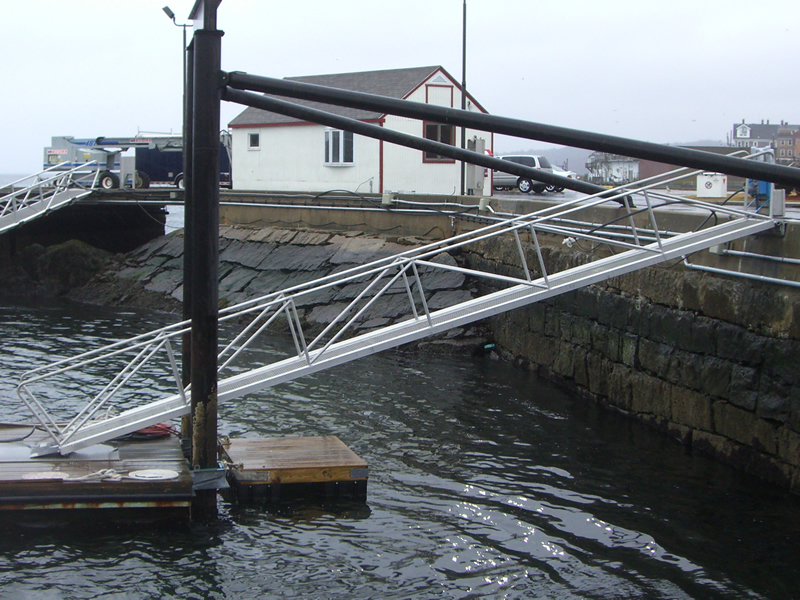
[324,129,354,166]
[248,132,260,150]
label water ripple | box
[0,302,796,599]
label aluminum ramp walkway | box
[18,185,779,456]
[214,218,775,402]
[0,164,99,235]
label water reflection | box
[1,301,799,599]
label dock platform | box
[0,424,192,522]
[221,436,368,503]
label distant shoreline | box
[0,174,31,187]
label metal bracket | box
[191,463,229,491]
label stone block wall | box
[462,238,800,493]
[71,226,485,348]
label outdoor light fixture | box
[162,4,190,149]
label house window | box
[248,133,260,150]
[423,122,455,162]
[324,129,354,165]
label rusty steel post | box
[188,0,223,521]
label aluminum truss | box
[17,182,780,456]
[0,163,101,235]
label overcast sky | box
[1,0,796,174]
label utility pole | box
[180,21,195,448]
[162,6,193,442]
[460,0,467,196]
[187,0,223,521]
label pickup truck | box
[492,154,554,194]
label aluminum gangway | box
[0,163,101,235]
[17,181,781,456]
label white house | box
[228,66,492,195]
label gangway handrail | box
[15,169,784,455]
[0,163,71,192]
[16,177,774,380]
[0,162,101,235]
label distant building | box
[732,119,800,165]
[228,66,492,195]
[794,131,800,166]
[585,152,638,185]
[639,146,747,189]
[776,124,797,165]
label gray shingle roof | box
[228,66,443,127]
[734,123,800,140]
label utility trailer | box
[44,134,232,190]
[43,136,180,190]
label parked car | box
[546,165,578,192]
[492,155,554,194]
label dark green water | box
[1,301,798,599]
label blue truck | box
[44,134,232,189]
[135,134,232,188]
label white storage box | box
[696,173,728,198]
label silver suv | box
[493,155,554,194]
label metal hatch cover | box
[128,469,180,481]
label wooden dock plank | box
[0,425,192,513]
[223,436,366,472]
[221,436,368,502]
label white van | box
[492,155,554,194]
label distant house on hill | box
[228,66,492,195]
[733,119,800,165]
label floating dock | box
[0,424,192,522]
[222,436,368,503]
[0,426,368,523]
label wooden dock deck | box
[0,424,192,521]
[221,436,368,503]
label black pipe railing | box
[224,71,800,190]
[222,87,613,199]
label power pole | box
[460,0,467,196]
[181,26,195,448]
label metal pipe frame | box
[224,71,800,189]
[222,87,616,200]
[721,249,800,266]
[682,258,800,289]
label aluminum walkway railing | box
[17,183,780,456]
[0,163,100,235]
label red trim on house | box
[424,84,454,108]
[421,121,456,164]
[403,66,489,114]
[490,131,495,194]
[379,117,385,193]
